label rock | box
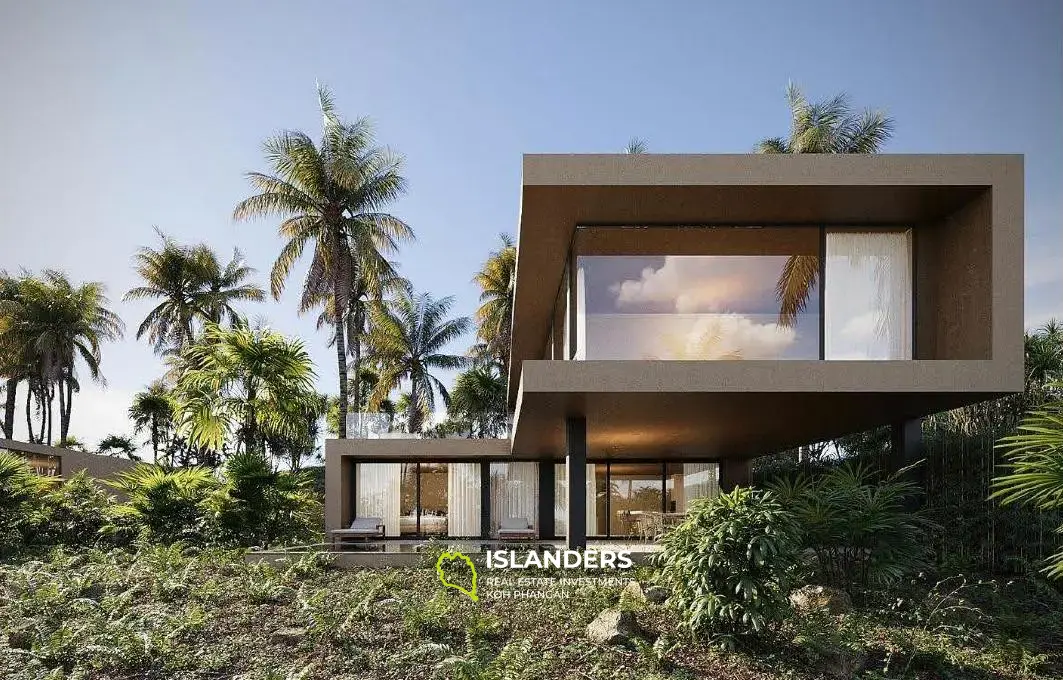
[271,627,307,643]
[621,581,668,604]
[644,586,669,604]
[822,647,868,678]
[586,608,638,644]
[789,585,852,615]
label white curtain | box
[825,230,913,360]
[447,463,481,537]
[586,463,598,535]
[356,463,401,536]
[554,464,568,536]
[681,463,719,511]
[490,463,538,534]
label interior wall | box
[915,190,993,360]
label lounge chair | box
[497,517,536,540]
[330,516,386,550]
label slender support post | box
[480,462,492,541]
[565,417,587,549]
[538,460,555,540]
[890,420,926,510]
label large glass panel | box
[448,463,481,537]
[418,463,448,536]
[356,463,401,536]
[554,463,568,536]
[490,463,538,536]
[824,230,912,360]
[609,463,664,536]
[666,463,720,514]
[590,464,609,536]
[578,253,820,360]
[399,463,418,536]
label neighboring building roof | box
[1,438,138,479]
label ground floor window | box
[356,462,481,538]
[490,462,538,537]
[555,462,720,538]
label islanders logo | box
[435,550,479,601]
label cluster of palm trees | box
[0,271,124,445]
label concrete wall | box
[1,438,137,479]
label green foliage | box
[34,471,125,549]
[993,383,1063,578]
[769,463,931,591]
[107,465,218,545]
[654,487,800,645]
[203,451,322,548]
[0,451,49,552]
[436,636,554,680]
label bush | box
[107,465,218,545]
[654,487,800,646]
[34,472,127,549]
[0,452,49,553]
[769,462,932,592]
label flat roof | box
[509,153,1021,403]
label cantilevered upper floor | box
[508,153,1024,459]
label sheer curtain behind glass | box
[825,230,912,360]
[448,463,481,537]
[490,463,538,534]
[356,463,401,536]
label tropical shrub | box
[203,451,322,548]
[33,471,125,549]
[0,451,48,552]
[992,384,1063,578]
[654,487,800,646]
[108,465,218,545]
[769,463,932,592]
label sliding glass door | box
[356,462,481,538]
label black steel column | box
[480,462,492,541]
[890,419,926,509]
[565,417,587,549]
[538,460,555,540]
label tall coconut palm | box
[129,380,175,464]
[0,272,24,439]
[171,324,317,456]
[233,84,412,438]
[125,231,264,354]
[473,234,516,370]
[757,83,894,325]
[368,288,471,434]
[0,271,124,444]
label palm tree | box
[473,234,516,370]
[98,434,140,460]
[757,83,894,325]
[171,324,317,456]
[0,271,124,444]
[129,380,175,464]
[448,366,508,438]
[233,84,412,439]
[368,287,471,434]
[125,230,264,354]
[0,272,24,439]
[624,138,648,154]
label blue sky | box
[1,1,1060,449]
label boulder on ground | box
[789,585,852,615]
[622,580,669,604]
[586,608,639,644]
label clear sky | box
[1,1,1061,451]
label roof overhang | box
[509,153,1023,404]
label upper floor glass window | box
[576,254,820,360]
[824,230,912,360]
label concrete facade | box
[325,153,1025,548]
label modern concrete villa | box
[324,153,1024,550]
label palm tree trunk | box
[57,377,66,442]
[25,388,35,443]
[2,377,16,439]
[45,383,54,445]
[151,420,159,464]
[332,229,351,439]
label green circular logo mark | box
[436,550,478,601]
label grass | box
[1,547,1061,679]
